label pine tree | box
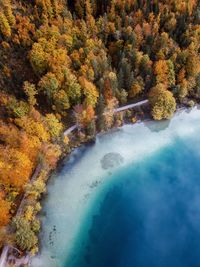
[96,94,106,131]
[167,60,176,87]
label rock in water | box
[101,153,124,170]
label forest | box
[0,0,200,255]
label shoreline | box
[0,103,195,267]
[31,105,199,267]
[1,0,200,265]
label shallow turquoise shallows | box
[31,108,200,267]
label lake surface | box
[32,108,200,267]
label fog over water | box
[31,108,200,267]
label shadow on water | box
[144,119,171,132]
[66,136,200,267]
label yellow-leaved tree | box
[149,83,176,120]
[79,76,99,107]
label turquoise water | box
[31,108,200,267]
[68,137,200,267]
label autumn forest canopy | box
[0,0,200,254]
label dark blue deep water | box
[67,137,200,267]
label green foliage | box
[63,68,81,103]
[12,216,38,251]
[149,84,176,120]
[31,219,40,233]
[167,60,175,87]
[30,36,69,76]
[29,41,48,75]
[45,113,63,138]
[1,0,200,254]
[129,78,144,98]
[53,90,70,112]
[38,72,59,100]
[86,120,96,137]
[96,94,106,131]
[25,179,46,200]
[119,89,128,105]
[8,99,29,118]
[23,81,38,106]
